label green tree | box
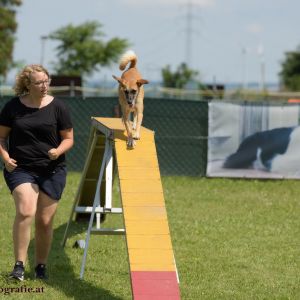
[49,21,129,77]
[161,63,199,88]
[279,47,300,91]
[0,0,22,78]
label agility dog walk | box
[63,117,180,299]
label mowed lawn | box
[0,173,299,299]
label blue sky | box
[8,0,300,86]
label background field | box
[0,173,299,299]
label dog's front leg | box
[132,111,137,131]
[133,112,143,140]
[123,115,135,148]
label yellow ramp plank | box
[118,168,161,180]
[117,156,158,167]
[124,220,171,235]
[116,151,158,161]
[127,235,173,249]
[117,159,159,168]
[120,178,162,186]
[129,249,175,265]
[121,193,165,207]
[120,179,163,193]
[124,207,167,221]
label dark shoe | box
[35,264,48,280]
[9,261,25,281]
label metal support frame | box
[61,126,125,279]
[79,136,125,278]
[61,128,98,248]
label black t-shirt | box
[0,97,73,174]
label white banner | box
[207,102,300,179]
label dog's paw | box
[133,132,140,140]
[127,137,136,149]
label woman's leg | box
[35,190,58,265]
[12,183,39,264]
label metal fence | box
[0,96,208,176]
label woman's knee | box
[13,183,39,219]
[35,191,58,229]
[15,201,37,220]
[35,214,54,229]
[16,208,36,220]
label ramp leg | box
[105,142,113,210]
[80,139,111,279]
[61,129,98,247]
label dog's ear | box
[136,79,149,87]
[112,75,126,87]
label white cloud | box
[246,23,264,34]
[121,0,215,8]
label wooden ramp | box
[113,118,180,300]
[64,117,180,300]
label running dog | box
[113,50,149,148]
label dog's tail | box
[119,50,137,71]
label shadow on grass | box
[27,221,123,300]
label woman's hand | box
[48,148,60,160]
[5,158,17,172]
[48,129,73,161]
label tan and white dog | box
[113,50,149,148]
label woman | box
[0,65,74,281]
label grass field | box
[0,173,299,299]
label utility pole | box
[185,0,193,67]
[40,35,48,66]
[241,46,248,90]
[257,44,265,91]
[184,1,202,68]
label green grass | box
[0,174,299,299]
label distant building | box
[50,75,82,96]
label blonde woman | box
[0,65,74,281]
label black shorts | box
[3,166,67,201]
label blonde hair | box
[14,64,50,96]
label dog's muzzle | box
[124,90,137,107]
[126,97,135,107]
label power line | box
[184,1,202,67]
